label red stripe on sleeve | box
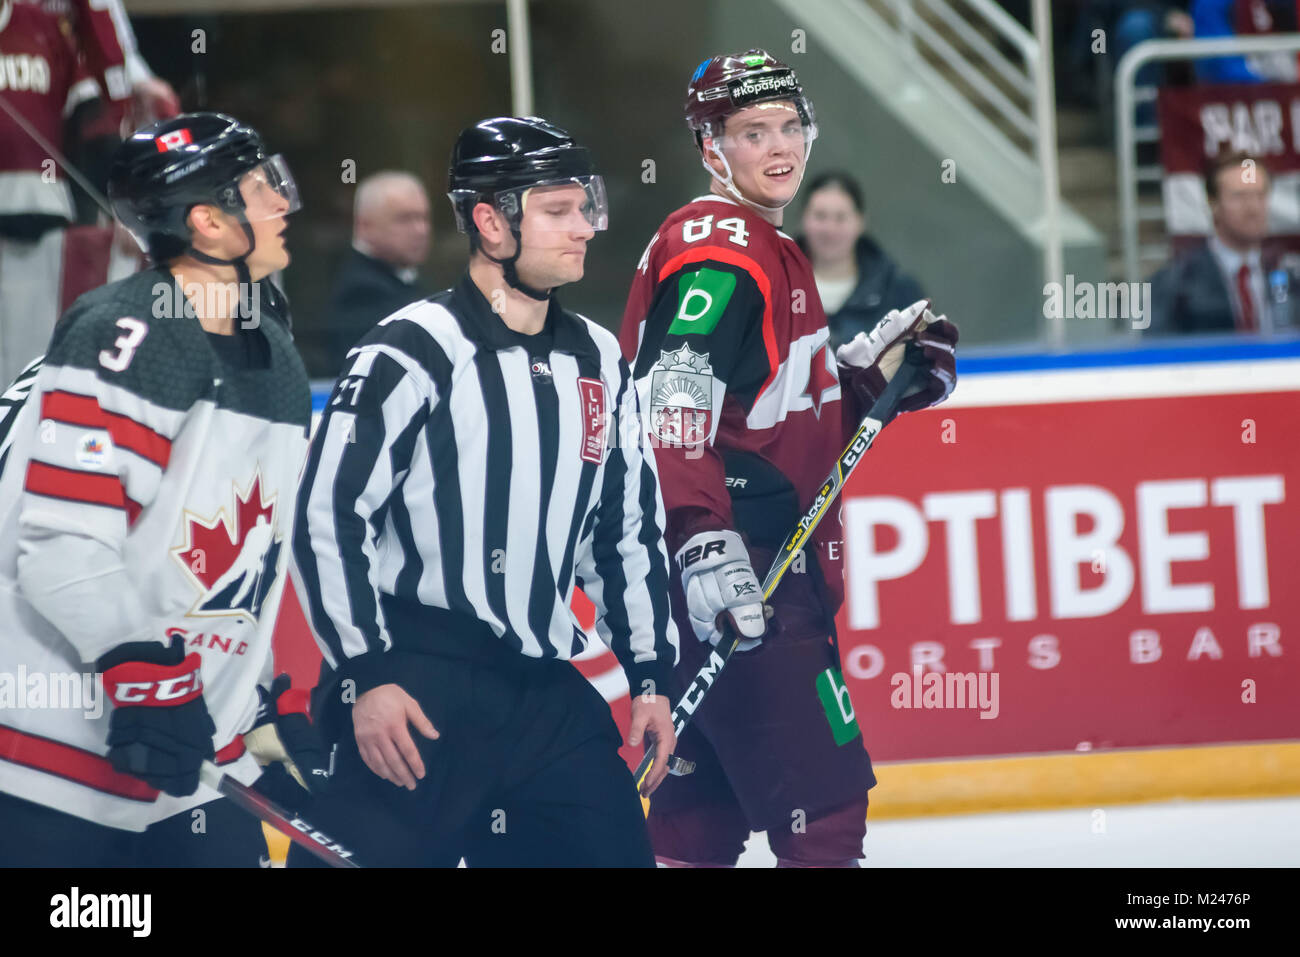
[41,390,104,429]
[0,725,156,801]
[657,245,781,403]
[0,726,249,803]
[25,460,126,512]
[42,390,171,468]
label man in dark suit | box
[1149,150,1300,335]
[324,171,431,373]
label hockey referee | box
[290,117,679,867]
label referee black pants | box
[290,641,654,868]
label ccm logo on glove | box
[104,655,204,706]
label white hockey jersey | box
[0,266,310,831]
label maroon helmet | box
[684,49,816,148]
[683,49,817,211]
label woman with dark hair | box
[797,171,925,348]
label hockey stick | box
[634,340,932,803]
[198,760,361,868]
[0,92,114,217]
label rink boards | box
[283,337,1300,816]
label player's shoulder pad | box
[649,196,776,291]
[46,271,215,411]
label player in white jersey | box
[0,113,326,866]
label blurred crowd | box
[1049,1,1300,336]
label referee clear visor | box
[236,154,301,221]
[495,175,608,232]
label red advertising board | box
[836,389,1297,761]
[275,376,1300,768]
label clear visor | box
[493,175,608,232]
[711,102,817,158]
[236,154,301,222]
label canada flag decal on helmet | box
[155,128,194,152]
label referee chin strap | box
[477,227,552,301]
[186,219,258,323]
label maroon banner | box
[1159,81,1300,174]
[1158,81,1300,245]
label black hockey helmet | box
[109,112,300,268]
[447,116,606,300]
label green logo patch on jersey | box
[816,667,861,746]
[668,267,736,337]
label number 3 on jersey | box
[682,215,750,247]
[99,318,149,372]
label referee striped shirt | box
[292,271,679,697]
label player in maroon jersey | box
[619,49,958,866]
[0,0,178,384]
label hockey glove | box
[245,673,331,808]
[675,530,767,652]
[99,635,215,797]
[836,299,958,419]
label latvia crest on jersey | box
[649,345,714,446]
[171,469,284,622]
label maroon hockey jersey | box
[620,193,850,612]
[1,0,133,220]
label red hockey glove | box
[99,635,215,797]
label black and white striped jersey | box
[0,355,42,476]
[292,272,679,697]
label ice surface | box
[736,797,1300,867]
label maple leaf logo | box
[172,470,282,622]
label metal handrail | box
[1116,33,1300,283]
[960,0,1038,63]
[918,0,1035,98]
[869,0,1039,146]
[859,0,1062,328]
[907,5,1037,138]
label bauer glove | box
[675,529,767,652]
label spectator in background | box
[324,170,431,374]
[1115,3,1195,62]
[1061,1,1192,109]
[796,172,924,349]
[1192,0,1297,83]
[1115,4,1195,83]
[1149,150,1299,334]
[0,0,176,384]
